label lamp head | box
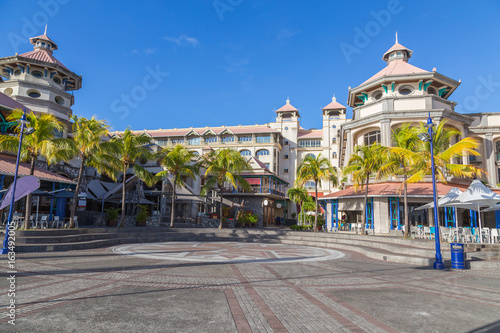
[24,127,36,135]
[418,132,431,142]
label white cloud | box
[163,35,199,47]
[277,29,299,40]
[144,48,156,55]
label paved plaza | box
[1,241,500,333]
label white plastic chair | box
[491,229,499,244]
[40,215,49,229]
[424,227,432,239]
[64,216,78,228]
[51,216,61,228]
[461,228,473,243]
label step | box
[9,228,500,270]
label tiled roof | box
[361,60,428,85]
[297,130,323,139]
[128,125,279,138]
[19,49,68,70]
[0,92,29,111]
[276,99,298,112]
[321,182,471,199]
[0,153,75,184]
[30,34,58,48]
[382,42,413,60]
[323,98,346,110]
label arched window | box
[332,152,337,158]
[240,150,251,156]
[304,181,315,189]
[363,130,380,146]
[496,142,500,161]
[305,153,316,159]
[256,149,269,156]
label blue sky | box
[1,0,500,131]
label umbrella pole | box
[36,196,39,229]
[478,203,483,244]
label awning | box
[0,153,75,184]
[244,178,261,185]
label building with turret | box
[0,27,82,133]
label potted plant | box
[105,208,120,227]
[136,205,149,227]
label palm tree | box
[156,145,199,228]
[201,148,252,229]
[66,115,120,228]
[0,109,70,229]
[287,187,309,225]
[343,143,387,235]
[394,120,482,184]
[295,154,338,233]
[379,123,420,238]
[112,128,153,227]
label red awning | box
[245,178,261,185]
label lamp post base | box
[433,260,445,270]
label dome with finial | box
[359,33,427,86]
[29,25,58,52]
[382,31,412,63]
[276,97,298,113]
[323,95,346,111]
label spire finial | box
[286,97,290,104]
[395,31,398,44]
[44,24,47,35]
[332,94,336,102]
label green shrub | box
[105,208,120,222]
[136,205,149,222]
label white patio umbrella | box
[416,188,463,227]
[441,180,500,243]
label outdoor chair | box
[461,228,473,243]
[423,227,432,239]
[410,226,419,238]
[64,216,78,228]
[29,215,36,229]
[481,228,490,244]
[51,216,62,229]
[491,229,500,243]
[39,215,49,229]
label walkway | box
[1,242,500,332]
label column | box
[484,133,497,186]
[344,129,352,167]
[380,119,391,147]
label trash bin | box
[450,243,465,269]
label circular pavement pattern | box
[113,241,345,263]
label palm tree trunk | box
[314,184,318,233]
[362,175,369,235]
[170,182,176,228]
[23,157,36,230]
[299,202,302,225]
[119,165,127,228]
[403,172,409,238]
[69,158,85,228]
[219,185,223,229]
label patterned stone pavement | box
[0,242,500,333]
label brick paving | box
[0,242,500,332]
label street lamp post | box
[1,109,29,254]
[425,113,445,270]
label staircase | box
[8,228,500,269]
